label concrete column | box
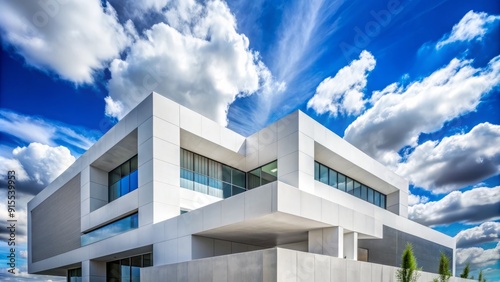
[82,260,106,282]
[343,232,358,260]
[308,227,344,258]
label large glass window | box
[67,268,82,282]
[314,161,387,209]
[247,161,278,189]
[109,155,138,202]
[180,149,246,198]
[81,213,138,246]
[107,253,152,282]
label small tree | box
[437,252,451,282]
[478,270,486,282]
[460,263,470,278]
[396,243,420,282]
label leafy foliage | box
[460,263,470,278]
[478,270,486,282]
[396,243,420,282]
[437,252,451,282]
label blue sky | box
[0,0,499,281]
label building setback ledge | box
[181,181,383,247]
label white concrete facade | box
[28,92,456,281]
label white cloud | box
[408,186,500,226]
[407,193,429,206]
[13,143,75,185]
[455,222,500,248]
[457,242,500,270]
[307,50,375,117]
[396,122,500,193]
[106,0,280,126]
[437,10,500,49]
[0,0,129,83]
[344,55,500,168]
[0,143,75,195]
[0,109,98,154]
[273,0,329,83]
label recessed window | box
[81,213,138,246]
[67,268,82,282]
[180,149,247,198]
[109,155,138,202]
[314,161,387,209]
[247,160,278,189]
[107,253,152,282]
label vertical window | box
[346,177,354,194]
[353,181,361,197]
[67,268,82,282]
[261,161,278,185]
[337,174,346,192]
[328,170,338,188]
[361,185,368,201]
[107,253,152,282]
[314,162,320,180]
[319,164,328,184]
[109,156,138,202]
[247,161,278,189]
[368,188,374,204]
[374,191,381,206]
[232,169,246,188]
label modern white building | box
[28,92,460,281]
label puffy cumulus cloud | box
[0,109,98,154]
[456,222,500,248]
[457,242,500,270]
[409,186,500,227]
[344,55,500,168]
[407,193,429,206]
[106,0,281,126]
[437,10,500,49]
[307,50,375,117]
[0,0,129,83]
[13,143,75,186]
[396,123,500,193]
[0,143,75,195]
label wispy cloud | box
[436,10,500,49]
[272,0,332,83]
[408,186,500,226]
[0,109,99,155]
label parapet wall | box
[141,247,472,282]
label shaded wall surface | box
[358,225,453,273]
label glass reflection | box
[314,161,387,209]
[81,213,138,246]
